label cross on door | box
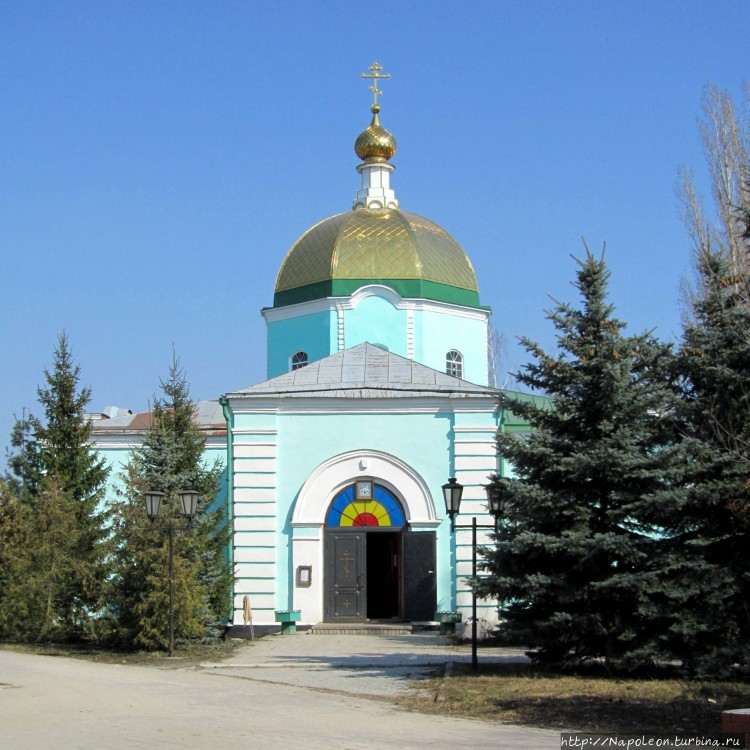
[340,550,354,578]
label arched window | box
[325,482,406,527]
[446,350,463,378]
[291,351,308,371]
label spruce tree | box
[5,409,42,504]
[36,333,110,635]
[109,356,232,650]
[1,334,110,640]
[673,249,750,673]
[0,479,39,640]
[479,250,686,669]
[35,333,109,506]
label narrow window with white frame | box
[291,351,308,371]
[446,349,463,378]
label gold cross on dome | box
[361,61,390,108]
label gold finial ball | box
[354,113,397,161]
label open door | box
[402,531,436,621]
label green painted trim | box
[273,278,485,309]
[498,387,550,425]
[219,396,235,624]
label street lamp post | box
[143,488,199,657]
[442,477,506,671]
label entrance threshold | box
[310,622,413,636]
[310,621,441,635]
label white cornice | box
[88,435,144,450]
[261,286,490,323]
[90,434,226,450]
[228,394,499,416]
[229,428,279,436]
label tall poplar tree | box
[479,250,687,669]
[677,82,750,294]
[109,356,232,650]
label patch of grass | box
[402,663,750,734]
[0,639,244,669]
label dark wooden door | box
[324,531,366,621]
[402,531,436,621]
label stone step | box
[310,621,438,635]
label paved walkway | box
[0,634,563,749]
[202,630,530,699]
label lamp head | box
[442,477,463,532]
[179,489,199,524]
[485,478,512,531]
[143,490,164,522]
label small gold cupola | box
[353,62,399,210]
[354,104,397,162]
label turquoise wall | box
[265,290,489,385]
[95,443,227,512]
[417,309,488,386]
[343,295,406,355]
[261,405,499,613]
[266,309,336,378]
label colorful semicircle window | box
[325,484,406,527]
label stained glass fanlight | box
[325,483,406,527]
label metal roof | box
[90,399,225,433]
[226,343,498,399]
[275,209,478,294]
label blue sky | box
[1,1,747,452]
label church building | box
[92,64,532,633]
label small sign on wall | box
[356,479,373,500]
[296,565,312,588]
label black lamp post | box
[442,477,505,671]
[143,488,199,657]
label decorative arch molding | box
[346,284,404,309]
[292,449,438,527]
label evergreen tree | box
[4,409,42,503]
[479,250,687,669]
[0,477,100,642]
[0,479,39,640]
[109,356,232,650]
[1,334,110,640]
[35,333,109,507]
[673,249,750,673]
[36,333,110,635]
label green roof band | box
[273,278,484,309]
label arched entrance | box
[290,450,441,624]
[323,480,436,623]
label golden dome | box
[273,208,480,308]
[354,105,397,162]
